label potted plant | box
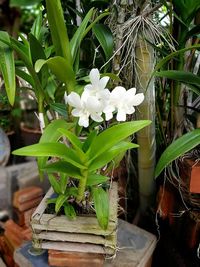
[12,67,150,255]
[0,0,150,257]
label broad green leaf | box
[155,70,200,95]
[39,119,73,143]
[155,70,200,88]
[12,142,86,169]
[10,0,42,6]
[155,129,200,178]
[87,121,151,161]
[58,128,83,149]
[15,68,34,87]
[58,128,86,162]
[60,173,68,194]
[92,187,109,230]
[86,174,109,186]
[45,0,72,62]
[89,141,138,171]
[70,8,94,63]
[37,119,74,178]
[29,34,48,88]
[0,31,15,106]
[48,174,61,194]
[93,24,113,61]
[64,203,76,219]
[43,161,83,180]
[50,103,67,118]
[31,10,42,39]
[82,130,97,152]
[35,57,76,90]
[55,194,67,213]
[148,44,200,91]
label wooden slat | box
[33,241,115,255]
[31,187,53,222]
[31,216,116,236]
[34,231,116,247]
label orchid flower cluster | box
[66,69,144,127]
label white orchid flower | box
[67,92,103,127]
[83,68,111,107]
[104,86,144,121]
[84,68,110,96]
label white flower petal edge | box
[67,92,82,108]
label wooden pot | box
[31,182,118,256]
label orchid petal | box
[89,68,100,85]
[91,113,103,122]
[84,84,93,91]
[86,96,103,113]
[116,109,126,121]
[67,92,82,108]
[104,111,113,121]
[79,115,89,128]
[131,93,144,106]
[99,76,109,89]
[71,108,81,117]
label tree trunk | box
[135,36,156,212]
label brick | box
[5,220,23,234]
[13,186,43,205]
[4,229,22,249]
[14,196,42,212]
[21,227,32,241]
[48,250,105,267]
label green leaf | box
[45,0,72,62]
[87,121,151,161]
[155,70,200,95]
[58,128,86,162]
[82,130,97,152]
[12,142,86,169]
[47,198,57,205]
[155,70,200,87]
[155,129,200,178]
[58,128,83,149]
[37,119,74,178]
[55,194,67,213]
[64,203,76,220]
[148,44,200,90]
[15,68,34,87]
[93,24,113,61]
[60,173,68,194]
[43,161,83,180]
[10,0,42,7]
[92,187,109,230]
[70,8,94,64]
[0,31,15,106]
[35,57,76,90]
[89,141,138,171]
[29,33,48,88]
[86,174,109,186]
[48,174,61,194]
[49,103,67,118]
[31,10,42,39]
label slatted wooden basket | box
[30,182,118,255]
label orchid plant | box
[13,68,150,229]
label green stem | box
[76,169,88,202]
